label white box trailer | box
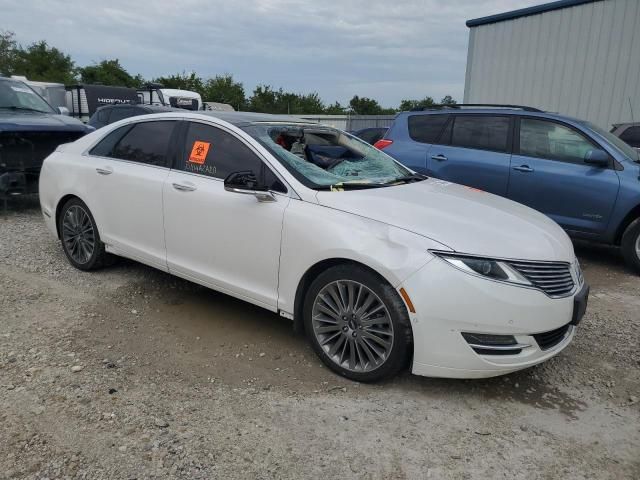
[137,85,203,111]
[10,76,67,113]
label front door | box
[163,120,290,310]
[507,117,620,234]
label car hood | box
[315,179,575,262]
[0,111,89,132]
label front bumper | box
[400,256,587,379]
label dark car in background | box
[376,104,640,272]
[611,123,640,152]
[0,76,92,203]
[88,104,177,129]
[351,127,388,145]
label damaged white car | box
[39,111,589,382]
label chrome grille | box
[508,260,575,297]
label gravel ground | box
[1,197,639,479]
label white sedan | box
[39,112,589,382]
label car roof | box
[96,104,176,112]
[185,111,315,127]
[399,107,588,125]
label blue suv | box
[376,105,640,272]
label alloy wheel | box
[62,205,95,265]
[311,280,394,373]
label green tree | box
[78,59,143,87]
[0,30,18,76]
[12,40,75,83]
[349,95,385,115]
[202,74,246,110]
[324,101,346,115]
[398,96,436,111]
[440,95,457,105]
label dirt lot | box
[1,198,639,479]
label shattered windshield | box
[0,79,55,113]
[243,123,420,190]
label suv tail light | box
[373,139,393,150]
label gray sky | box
[2,0,541,108]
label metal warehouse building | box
[463,0,640,129]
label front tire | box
[303,264,412,382]
[621,218,640,274]
[58,198,108,271]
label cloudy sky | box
[1,0,541,108]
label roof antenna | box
[629,97,635,124]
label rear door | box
[426,115,513,196]
[87,120,178,269]
[385,113,450,173]
[507,117,620,234]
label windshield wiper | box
[320,182,389,191]
[0,106,48,113]
[385,173,428,184]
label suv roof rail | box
[412,104,543,112]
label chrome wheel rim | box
[62,205,95,264]
[311,280,394,373]
[636,234,640,260]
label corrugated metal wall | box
[464,0,640,129]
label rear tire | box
[58,198,108,271]
[621,218,640,274]
[303,264,412,382]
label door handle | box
[513,165,534,173]
[431,154,447,161]
[96,167,113,175]
[172,182,197,192]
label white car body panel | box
[163,169,290,310]
[39,112,585,380]
[316,180,574,262]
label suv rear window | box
[408,115,449,144]
[451,116,510,153]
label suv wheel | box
[621,217,640,274]
[303,265,412,382]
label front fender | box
[277,199,448,314]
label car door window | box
[519,118,596,164]
[408,114,449,144]
[178,122,286,192]
[451,116,510,153]
[90,121,176,167]
[619,126,640,148]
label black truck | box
[0,76,92,204]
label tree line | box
[0,31,457,115]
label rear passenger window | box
[90,121,176,166]
[451,116,510,153]
[619,126,640,148]
[408,115,449,144]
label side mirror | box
[57,106,70,116]
[224,170,276,202]
[584,149,609,167]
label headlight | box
[432,251,532,286]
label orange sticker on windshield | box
[188,141,210,164]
